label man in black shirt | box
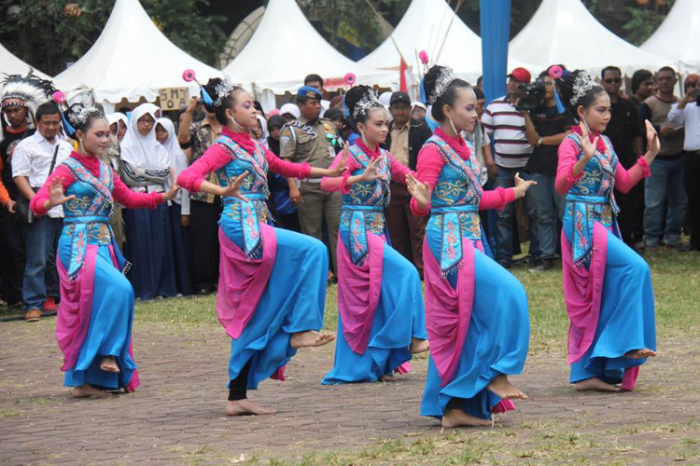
[522,69,574,272]
[0,83,35,307]
[601,66,644,250]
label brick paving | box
[1,317,699,466]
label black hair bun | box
[423,65,447,105]
[63,103,104,140]
[343,85,373,118]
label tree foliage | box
[0,0,225,75]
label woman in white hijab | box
[251,115,269,149]
[119,103,177,301]
[103,112,129,250]
[156,117,193,296]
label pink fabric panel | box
[561,222,609,364]
[336,234,384,354]
[620,366,639,392]
[423,237,476,387]
[216,225,278,339]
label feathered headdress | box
[0,70,56,142]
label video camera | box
[516,79,546,111]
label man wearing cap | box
[280,86,342,276]
[482,67,537,268]
[382,91,433,277]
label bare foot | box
[99,356,120,373]
[290,331,335,349]
[226,399,277,416]
[410,338,430,354]
[71,384,109,398]
[624,348,657,359]
[441,409,491,428]
[486,375,528,400]
[380,375,397,382]
[575,377,620,392]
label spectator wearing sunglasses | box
[601,66,645,251]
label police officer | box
[280,86,341,276]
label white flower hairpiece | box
[214,77,235,107]
[428,67,456,105]
[352,88,382,119]
[571,71,599,106]
[68,105,100,126]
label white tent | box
[359,0,533,88]
[56,0,226,107]
[642,0,700,74]
[0,42,51,80]
[510,0,668,76]
[222,0,394,109]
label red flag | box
[399,58,408,92]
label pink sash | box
[217,225,277,340]
[336,234,384,354]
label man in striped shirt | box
[482,67,537,268]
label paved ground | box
[1,317,699,466]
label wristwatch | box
[537,137,543,147]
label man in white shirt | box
[11,103,72,322]
[669,74,700,251]
[482,67,537,268]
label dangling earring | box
[448,115,458,137]
[78,138,84,154]
[361,130,368,146]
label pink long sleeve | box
[31,165,161,216]
[614,157,650,194]
[30,165,74,216]
[410,145,445,216]
[556,137,584,195]
[177,144,232,193]
[265,148,311,179]
[321,152,357,193]
[112,171,162,209]
[480,187,516,211]
[389,154,414,186]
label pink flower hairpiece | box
[344,73,356,87]
[419,50,429,65]
[52,90,66,104]
[549,65,563,80]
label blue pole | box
[480,0,512,105]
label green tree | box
[0,0,225,75]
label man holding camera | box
[521,69,575,272]
[482,67,537,268]
[669,74,700,251]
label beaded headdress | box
[570,71,600,106]
[427,67,456,105]
[0,70,55,142]
[351,88,382,119]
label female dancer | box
[556,70,658,392]
[119,103,177,300]
[30,104,179,397]
[177,77,343,416]
[320,85,428,385]
[406,66,533,428]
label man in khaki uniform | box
[280,86,342,275]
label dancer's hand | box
[579,122,598,162]
[644,120,660,162]
[162,169,181,202]
[360,156,382,182]
[328,142,349,177]
[406,173,431,208]
[47,177,76,209]
[513,172,536,199]
[219,171,249,202]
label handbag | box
[15,145,60,225]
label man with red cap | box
[669,73,700,251]
[482,67,538,268]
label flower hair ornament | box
[570,70,599,107]
[183,70,234,107]
[427,66,456,105]
[352,88,382,119]
[52,91,100,136]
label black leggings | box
[228,360,252,401]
